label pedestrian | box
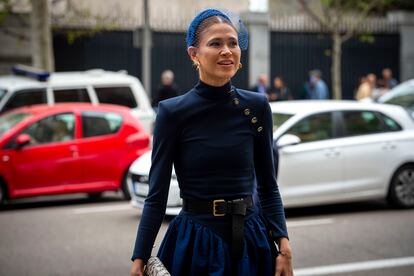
[308,69,329,100]
[380,68,398,90]
[250,73,271,99]
[355,73,378,101]
[152,69,180,112]
[269,76,293,102]
[130,8,293,276]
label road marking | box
[295,256,414,275]
[287,218,334,228]
[72,204,132,214]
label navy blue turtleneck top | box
[132,81,288,262]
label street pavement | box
[0,193,413,275]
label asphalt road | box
[0,193,413,276]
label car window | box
[22,113,75,145]
[0,88,6,102]
[380,80,414,108]
[0,112,32,136]
[272,113,293,131]
[54,88,91,103]
[385,94,414,109]
[3,89,47,112]
[343,111,387,136]
[286,112,333,143]
[378,113,402,131]
[81,111,122,138]
[94,86,138,108]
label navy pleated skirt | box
[157,209,277,276]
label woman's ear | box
[187,46,198,63]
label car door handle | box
[325,148,341,157]
[325,149,340,157]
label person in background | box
[152,69,180,112]
[250,73,271,99]
[308,69,329,100]
[355,73,380,101]
[130,8,293,276]
[269,76,293,102]
[380,68,398,90]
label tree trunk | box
[331,31,342,99]
[30,0,54,71]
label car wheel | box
[121,172,132,201]
[388,164,414,208]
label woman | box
[131,9,293,276]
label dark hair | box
[192,16,235,47]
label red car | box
[0,103,150,204]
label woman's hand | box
[275,238,294,276]
[130,258,145,276]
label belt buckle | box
[213,199,226,217]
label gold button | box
[244,108,250,116]
[257,126,263,132]
[233,98,240,106]
[251,117,258,124]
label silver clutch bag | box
[144,256,171,276]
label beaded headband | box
[186,8,249,51]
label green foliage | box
[319,0,414,15]
[358,33,375,43]
[0,0,11,26]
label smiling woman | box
[130,8,293,276]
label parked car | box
[127,100,414,215]
[378,79,414,119]
[0,103,150,205]
[0,65,155,134]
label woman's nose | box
[221,45,231,56]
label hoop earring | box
[238,63,243,70]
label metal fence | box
[54,29,399,100]
[270,32,399,100]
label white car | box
[0,65,155,134]
[378,79,414,119]
[128,100,414,215]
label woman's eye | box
[229,41,238,47]
[209,41,221,47]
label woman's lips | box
[217,61,234,68]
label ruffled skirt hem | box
[157,212,276,276]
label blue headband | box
[186,8,249,50]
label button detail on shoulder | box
[244,108,250,116]
[233,98,240,106]
[251,117,258,124]
[257,126,263,132]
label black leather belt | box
[182,196,253,260]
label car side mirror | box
[277,134,301,148]
[15,134,31,149]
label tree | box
[297,0,388,99]
[31,0,54,71]
[0,0,126,72]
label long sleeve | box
[254,98,289,240]
[131,101,177,262]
